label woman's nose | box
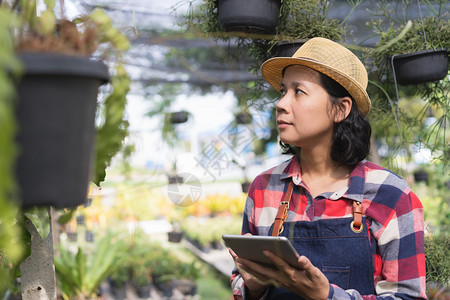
[276,94,290,114]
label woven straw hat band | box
[261,37,371,116]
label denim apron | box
[267,216,376,299]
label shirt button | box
[292,174,301,185]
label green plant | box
[1,0,132,186]
[54,233,123,299]
[182,0,354,71]
[181,215,242,248]
[0,0,132,292]
[425,234,450,286]
[108,254,131,288]
[145,83,187,147]
[365,0,449,169]
[0,7,23,296]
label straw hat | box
[261,37,371,116]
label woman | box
[229,37,426,300]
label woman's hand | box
[229,248,270,300]
[235,250,330,300]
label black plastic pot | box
[110,285,127,300]
[135,284,152,298]
[218,0,281,34]
[168,231,183,243]
[76,215,85,226]
[273,40,306,57]
[235,112,252,124]
[169,111,189,124]
[413,170,429,183]
[15,53,109,208]
[392,49,448,85]
[85,230,94,242]
[241,181,251,193]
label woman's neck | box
[298,150,351,198]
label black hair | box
[280,72,372,168]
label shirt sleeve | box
[231,183,259,299]
[328,190,427,300]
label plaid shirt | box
[231,156,427,300]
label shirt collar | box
[279,156,366,203]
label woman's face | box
[276,65,335,150]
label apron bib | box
[267,217,375,299]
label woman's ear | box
[334,97,352,123]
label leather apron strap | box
[351,201,363,233]
[271,180,294,236]
[271,180,364,235]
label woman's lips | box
[277,120,291,128]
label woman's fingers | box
[263,250,291,270]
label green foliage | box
[181,216,242,247]
[425,234,450,285]
[0,7,23,296]
[94,63,130,185]
[145,83,184,147]
[276,0,347,42]
[413,164,450,235]
[54,233,123,299]
[181,0,351,73]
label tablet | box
[222,234,299,267]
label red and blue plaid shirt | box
[231,156,427,300]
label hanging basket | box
[235,112,252,124]
[168,111,189,124]
[218,0,281,34]
[392,49,448,85]
[15,53,109,208]
[273,40,306,57]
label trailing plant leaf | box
[93,63,130,185]
[23,207,50,241]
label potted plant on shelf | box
[3,0,131,208]
[181,0,356,100]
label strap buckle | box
[280,201,290,209]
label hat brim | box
[261,57,371,116]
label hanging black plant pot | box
[15,53,109,209]
[169,111,189,124]
[413,170,429,183]
[241,181,251,193]
[392,49,448,85]
[273,40,306,57]
[218,0,281,34]
[235,112,252,124]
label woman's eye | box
[295,89,304,95]
[280,89,286,96]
